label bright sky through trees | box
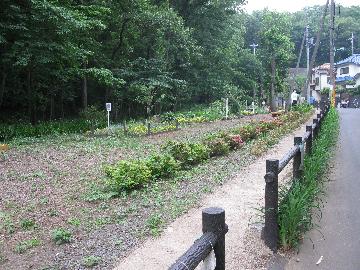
[244,0,359,13]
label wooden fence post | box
[147,122,151,136]
[175,119,179,130]
[293,137,302,179]
[306,125,313,155]
[264,159,279,252]
[202,208,226,270]
[313,119,319,138]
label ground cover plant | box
[0,110,313,270]
[278,108,339,250]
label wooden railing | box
[169,207,228,270]
[263,103,330,252]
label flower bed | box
[105,105,313,192]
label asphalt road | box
[285,108,360,270]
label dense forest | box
[0,1,359,123]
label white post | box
[252,101,255,114]
[106,103,112,129]
[225,98,229,120]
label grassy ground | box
[0,112,312,270]
[278,108,339,250]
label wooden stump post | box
[306,125,313,155]
[202,208,226,270]
[293,137,303,179]
[264,159,279,252]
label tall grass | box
[278,108,339,250]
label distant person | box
[291,90,299,106]
[309,96,315,105]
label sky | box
[244,0,360,13]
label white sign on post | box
[106,103,112,128]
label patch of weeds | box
[14,238,40,254]
[201,185,212,193]
[40,196,49,205]
[48,209,59,217]
[114,239,123,247]
[20,219,36,230]
[0,212,15,234]
[52,228,72,245]
[67,218,81,227]
[146,213,163,237]
[81,255,101,268]
[83,183,118,202]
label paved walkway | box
[286,108,360,270]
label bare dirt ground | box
[0,114,273,270]
[113,116,316,270]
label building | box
[335,54,360,89]
[310,63,332,102]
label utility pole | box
[329,0,335,106]
[305,26,311,102]
[250,43,258,55]
[349,32,354,55]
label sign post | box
[106,103,112,128]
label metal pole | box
[306,26,311,103]
[107,111,110,128]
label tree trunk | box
[270,57,277,112]
[50,94,54,120]
[60,89,64,119]
[0,71,6,109]
[82,72,88,109]
[27,69,36,124]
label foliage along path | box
[113,115,318,270]
[286,108,360,270]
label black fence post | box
[175,119,179,130]
[264,159,279,252]
[293,137,302,179]
[313,119,319,138]
[306,125,313,155]
[147,122,151,136]
[202,208,226,270]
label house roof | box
[316,63,330,70]
[336,54,360,66]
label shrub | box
[205,137,230,157]
[163,141,210,166]
[147,154,180,180]
[79,106,106,133]
[236,125,258,141]
[52,228,72,245]
[105,160,152,191]
[127,123,147,136]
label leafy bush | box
[236,125,258,141]
[79,106,106,132]
[291,103,313,114]
[52,228,72,245]
[127,123,148,136]
[105,160,152,191]
[163,141,210,166]
[204,137,231,157]
[147,154,180,180]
